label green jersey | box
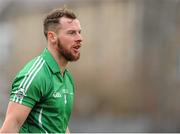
[9,48,74,133]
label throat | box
[58,60,68,77]
[61,69,65,77]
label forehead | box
[59,17,81,30]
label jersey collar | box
[42,48,61,74]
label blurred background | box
[0,0,180,132]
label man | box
[0,7,83,133]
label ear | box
[47,31,57,44]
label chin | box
[70,55,80,62]
[72,57,80,61]
[73,53,80,61]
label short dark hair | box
[43,7,77,39]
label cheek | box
[59,40,71,50]
[60,35,73,43]
[62,39,74,48]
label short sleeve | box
[10,72,43,108]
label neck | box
[47,46,68,76]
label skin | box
[0,17,83,133]
[48,17,83,76]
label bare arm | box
[66,126,70,134]
[0,101,31,133]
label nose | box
[76,33,83,43]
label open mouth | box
[73,45,81,53]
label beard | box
[57,38,80,61]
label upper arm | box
[0,58,49,132]
[10,58,49,108]
[66,126,70,134]
[0,101,31,132]
[6,101,31,123]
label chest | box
[42,73,74,115]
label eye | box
[67,30,76,35]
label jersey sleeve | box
[9,72,42,108]
[9,59,49,108]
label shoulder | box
[12,56,52,93]
[16,56,51,80]
[16,56,43,77]
[10,56,53,107]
